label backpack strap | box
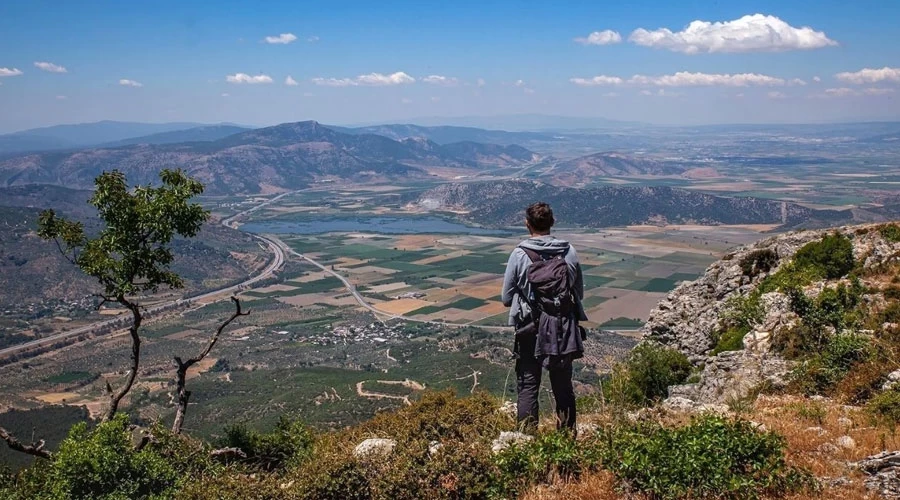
[520,247,542,263]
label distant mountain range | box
[0,121,241,154]
[0,121,539,194]
[330,123,561,146]
[412,181,852,228]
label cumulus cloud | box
[34,61,67,73]
[789,78,807,86]
[813,76,822,83]
[835,67,900,85]
[422,75,460,86]
[570,76,625,86]
[0,67,23,77]
[119,79,143,87]
[767,91,787,99]
[312,71,415,87]
[285,75,299,86]
[628,14,837,54]
[226,73,273,84]
[264,33,297,44]
[572,71,786,87]
[574,29,622,45]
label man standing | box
[501,202,586,433]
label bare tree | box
[171,297,249,434]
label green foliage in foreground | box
[606,342,692,408]
[879,223,900,243]
[0,391,815,500]
[599,415,815,500]
[792,232,855,281]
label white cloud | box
[34,61,67,73]
[789,78,807,86]
[570,75,625,86]
[813,76,822,83]
[574,29,622,46]
[226,73,273,84]
[357,71,415,86]
[313,71,414,87]
[285,75,299,86]
[835,67,900,85]
[628,14,837,54]
[864,87,896,96]
[514,79,525,87]
[0,67,23,77]
[573,72,786,87]
[767,91,787,99]
[221,93,230,97]
[119,79,143,87]
[422,75,460,86]
[311,77,355,87]
[523,87,536,94]
[476,78,486,87]
[639,90,653,96]
[307,35,320,43]
[264,33,297,44]
[824,87,858,97]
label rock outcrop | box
[643,224,900,407]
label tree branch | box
[103,295,142,422]
[209,447,247,460]
[171,297,249,434]
[0,426,52,460]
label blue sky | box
[0,0,898,132]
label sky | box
[0,0,899,132]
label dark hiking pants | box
[515,358,576,433]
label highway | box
[0,206,287,361]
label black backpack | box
[520,247,575,317]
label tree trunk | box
[103,299,141,422]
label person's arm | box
[501,249,520,307]
[569,246,584,300]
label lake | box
[240,216,510,235]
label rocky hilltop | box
[643,222,900,409]
[413,180,852,228]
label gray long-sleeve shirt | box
[501,235,587,327]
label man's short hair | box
[526,202,555,232]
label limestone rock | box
[492,431,533,453]
[854,451,900,499]
[837,435,857,450]
[883,370,900,391]
[354,438,396,458]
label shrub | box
[607,343,692,407]
[792,233,855,280]
[880,223,900,243]
[2,414,180,500]
[790,333,872,395]
[218,415,313,470]
[493,430,602,497]
[739,249,778,278]
[598,415,815,499]
[867,388,900,427]
[711,327,746,355]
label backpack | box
[516,247,585,367]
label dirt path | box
[355,378,425,405]
[386,348,397,362]
[453,368,480,394]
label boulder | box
[491,431,533,453]
[854,451,900,499]
[354,438,396,458]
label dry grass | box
[523,471,626,500]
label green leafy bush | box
[867,388,900,426]
[1,414,179,500]
[711,327,746,355]
[218,416,313,470]
[775,280,866,359]
[879,223,900,243]
[493,431,602,497]
[790,333,871,395]
[607,342,692,407]
[598,415,815,499]
[792,233,855,280]
[739,249,778,278]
